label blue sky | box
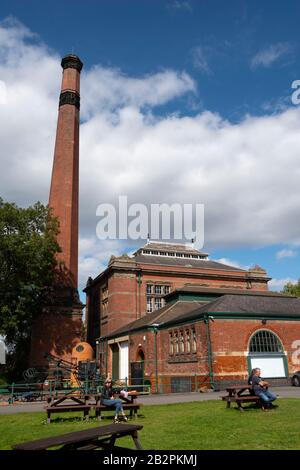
[2,0,299,119]
[1,0,300,294]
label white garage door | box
[119,341,129,381]
[250,357,286,378]
[0,340,5,365]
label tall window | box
[103,302,108,317]
[146,284,153,294]
[180,331,185,353]
[147,296,153,313]
[185,330,191,353]
[192,329,197,353]
[175,333,179,354]
[169,329,197,358]
[146,284,171,313]
[154,285,162,295]
[249,330,283,353]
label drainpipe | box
[105,339,108,378]
[151,323,159,394]
[95,340,99,365]
[204,316,215,391]
[137,271,142,319]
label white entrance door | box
[119,341,129,381]
[0,339,5,365]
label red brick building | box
[84,241,270,346]
[99,285,300,392]
[83,241,299,390]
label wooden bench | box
[221,385,261,412]
[94,402,142,420]
[46,404,90,423]
[12,423,143,450]
[222,395,260,411]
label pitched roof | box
[166,285,289,297]
[200,294,300,316]
[103,300,203,338]
[161,294,300,327]
[134,254,246,272]
[134,241,208,256]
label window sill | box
[168,355,198,364]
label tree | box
[0,198,60,376]
[282,279,300,297]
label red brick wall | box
[210,319,300,380]
[30,311,82,366]
[126,323,209,392]
[105,273,138,336]
[110,318,300,391]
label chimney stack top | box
[61,54,83,72]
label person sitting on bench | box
[250,368,277,410]
[101,377,128,423]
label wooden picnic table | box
[221,384,261,411]
[12,423,143,450]
[45,393,90,423]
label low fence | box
[0,378,151,404]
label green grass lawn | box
[0,399,300,450]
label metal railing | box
[0,373,213,404]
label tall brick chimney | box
[30,55,84,367]
[49,54,83,287]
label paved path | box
[0,387,299,415]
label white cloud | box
[78,237,124,289]
[276,249,298,260]
[82,66,196,118]
[269,278,298,292]
[1,19,300,294]
[251,42,292,69]
[214,258,250,270]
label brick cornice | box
[84,262,269,292]
[61,54,83,72]
[59,91,80,109]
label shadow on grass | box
[229,403,279,412]
[44,414,146,424]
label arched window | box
[180,331,185,353]
[192,329,197,353]
[136,348,145,362]
[174,332,179,354]
[185,329,191,353]
[249,330,283,354]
